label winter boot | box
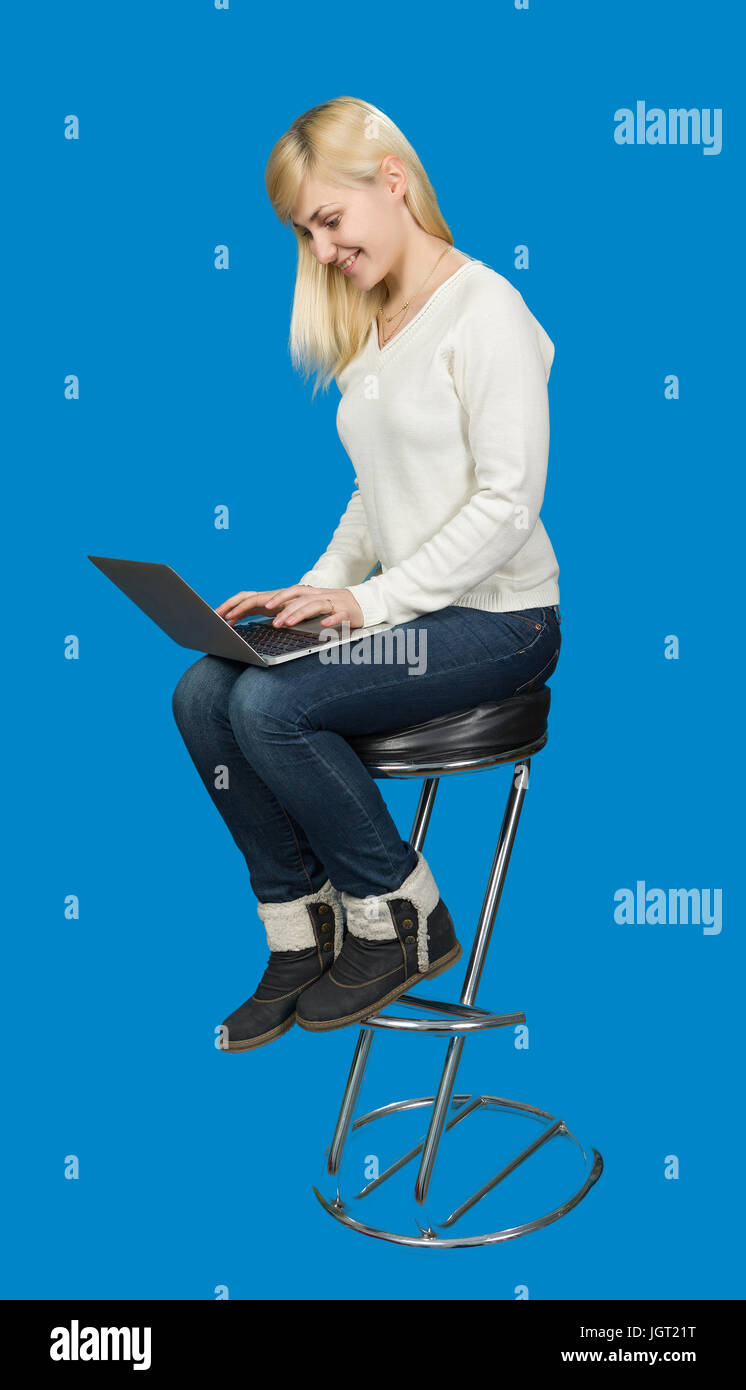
[220,878,344,1051]
[295,849,461,1032]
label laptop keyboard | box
[232,621,328,657]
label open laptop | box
[88,556,395,666]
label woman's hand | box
[214,589,288,625]
[265,585,365,631]
[215,585,365,631]
[266,586,363,631]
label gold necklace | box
[377,244,454,345]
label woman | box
[171,96,562,1052]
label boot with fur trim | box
[296,849,461,1032]
[220,878,344,1051]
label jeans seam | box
[515,646,560,695]
[239,710,407,884]
[204,674,322,895]
[299,630,553,720]
[503,610,546,629]
[219,692,320,894]
[275,801,318,894]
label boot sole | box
[295,941,463,1033]
[221,1011,297,1052]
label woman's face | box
[290,171,403,290]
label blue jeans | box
[170,604,561,903]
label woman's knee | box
[171,654,233,726]
[226,667,307,742]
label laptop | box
[88,555,395,666]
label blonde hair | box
[264,96,454,396]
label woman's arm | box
[344,277,555,630]
[296,479,380,590]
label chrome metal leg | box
[326,1028,374,1176]
[325,777,440,1178]
[414,760,531,1202]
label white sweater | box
[297,255,560,630]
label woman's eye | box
[300,216,341,239]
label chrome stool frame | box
[312,700,603,1248]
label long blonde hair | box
[264,96,454,396]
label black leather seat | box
[347,686,551,771]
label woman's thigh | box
[229,604,561,740]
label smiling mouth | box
[339,249,361,271]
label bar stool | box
[312,685,604,1248]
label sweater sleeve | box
[296,479,380,591]
[345,279,554,630]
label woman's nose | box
[314,241,338,265]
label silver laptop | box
[88,555,394,666]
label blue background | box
[4,0,743,1299]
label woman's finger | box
[272,595,339,627]
[265,585,311,609]
[215,591,257,614]
[270,599,324,625]
[215,589,283,622]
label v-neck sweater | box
[297,255,560,630]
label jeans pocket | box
[499,608,546,644]
[514,644,560,695]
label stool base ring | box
[314,1093,604,1249]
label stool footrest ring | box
[315,1092,604,1248]
[360,994,526,1034]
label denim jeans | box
[170,604,561,903]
